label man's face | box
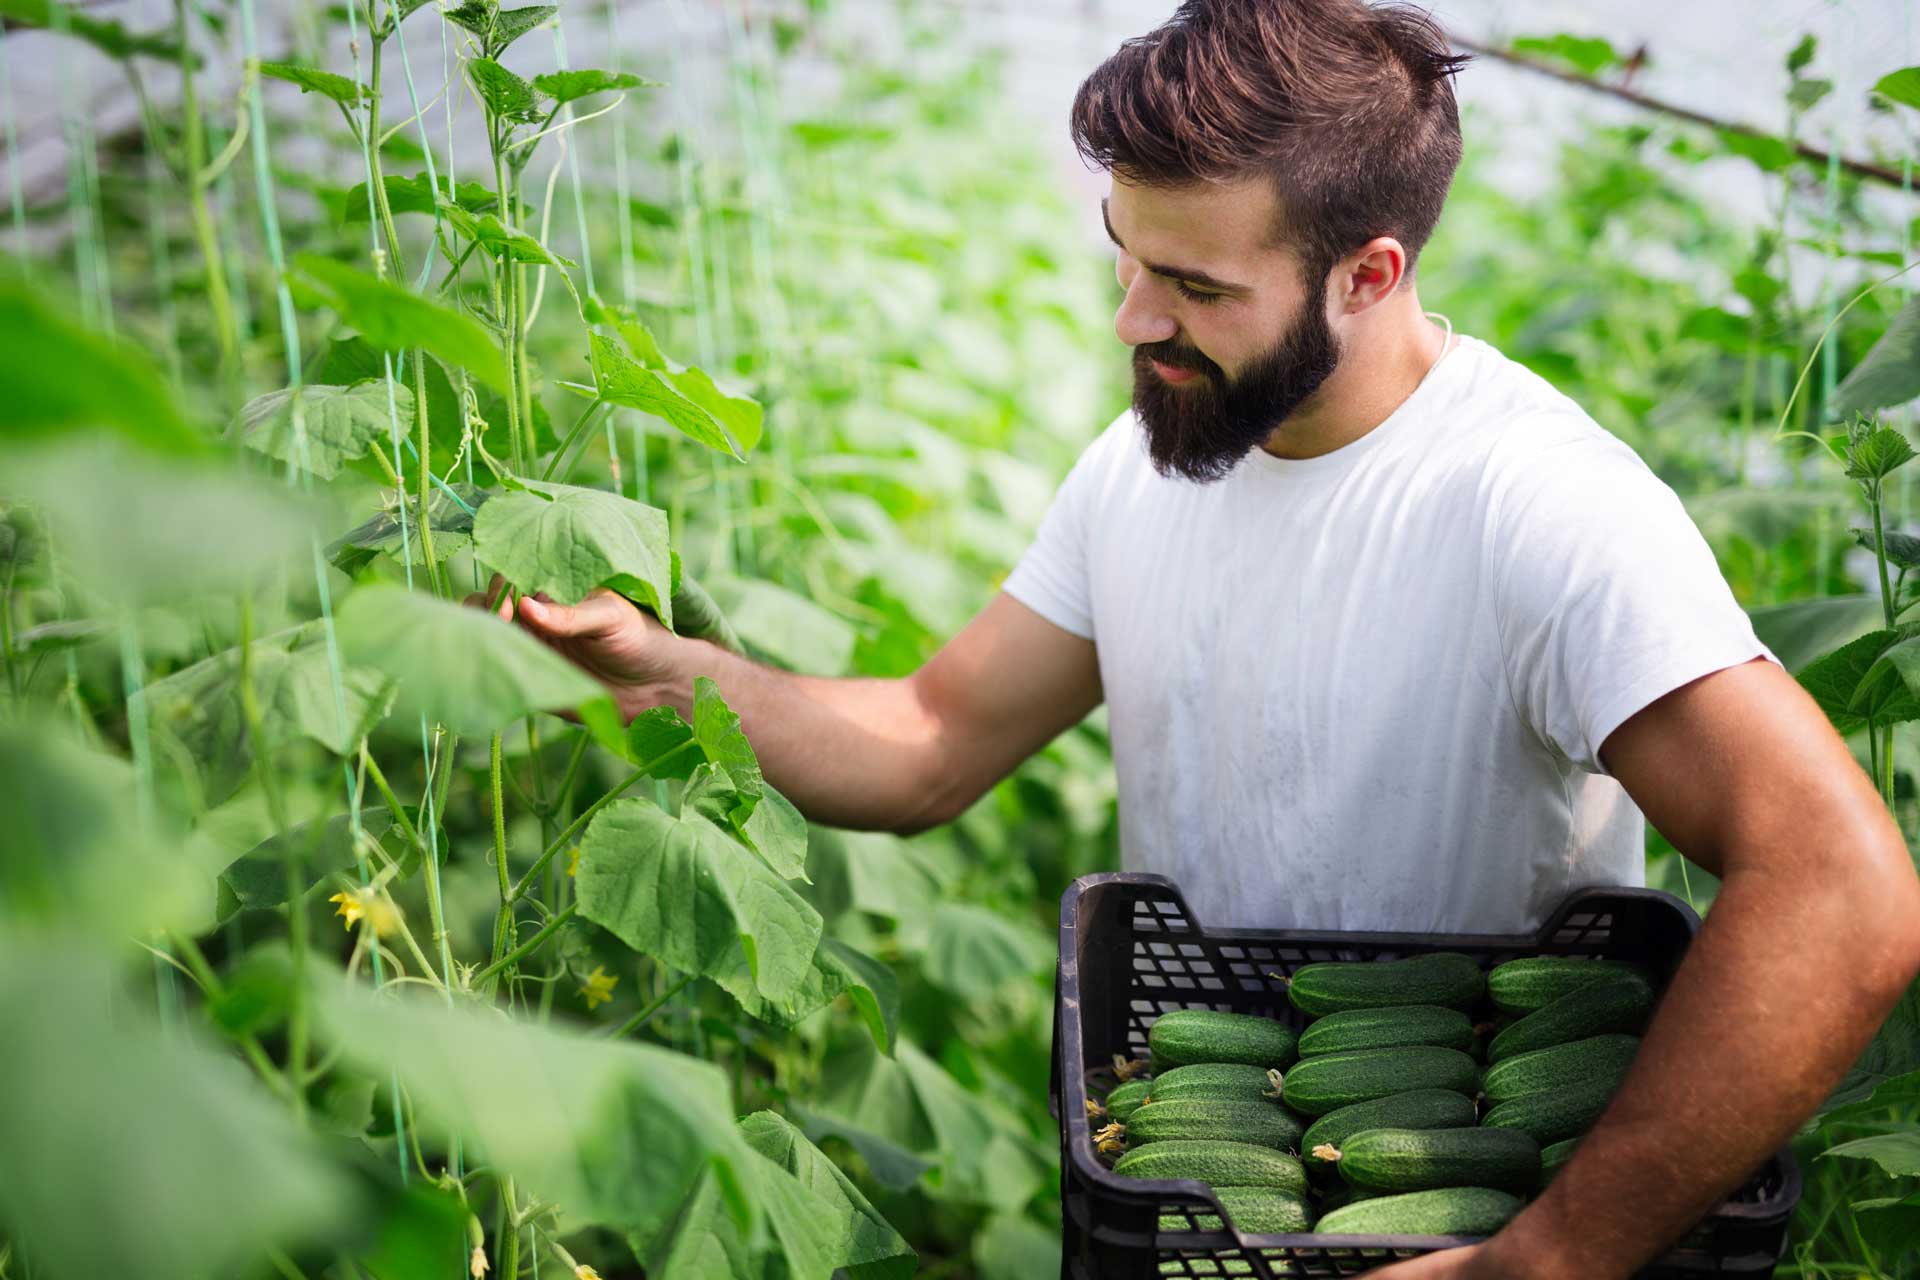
[1104,175,1342,482]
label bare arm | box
[475,579,1103,835]
[1459,658,1920,1279]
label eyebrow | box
[1101,197,1250,296]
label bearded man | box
[471,2,1920,1273]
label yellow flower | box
[469,1244,490,1277]
[566,845,582,877]
[578,965,618,1010]
[329,891,364,931]
[576,1268,603,1280]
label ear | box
[1335,236,1408,313]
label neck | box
[1258,292,1450,461]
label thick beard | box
[1130,296,1342,483]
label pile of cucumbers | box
[1092,951,1654,1239]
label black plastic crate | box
[1051,872,1801,1279]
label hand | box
[1361,1245,1490,1279]
[464,573,682,719]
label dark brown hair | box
[1070,0,1469,289]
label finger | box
[518,588,636,639]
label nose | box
[1114,253,1177,348]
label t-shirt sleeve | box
[1492,421,1776,775]
[1000,417,1126,642]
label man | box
[474,1,1920,1273]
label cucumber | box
[1125,1099,1305,1151]
[1147,1062,1280,1105]
[1326,1126,1540,1194]
[1148,1009,1297,1071]
[1114,1140,1308,1195]
[1479,1077,1617,1146]
[1106,1077,1154,1122]
[1301,1089,1480,1178]
[1316,1187,1523,1236]
[1488,956,1646,1014]
[1539,1137,1580,1189]
[1158,1187,1313,1235]
[1278,1046,1478,1117]
[1486,974,1654,1063]
[1480,1034,1640,1103]
[1286,953,1484,1017]
[1296,1005,1476,1057]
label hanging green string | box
[604,0,648,503]
[0,25,29,265]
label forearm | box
[629,633,959,834]
[1483,841,1920,1278]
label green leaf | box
[685,767,808,881]
[0,943,356,1280]
[1749,595,1884,673]
[922,903,1050,1002]
[334,584,606,735]
[1715,128,1796,172]
[437,203,578,271]
[343,172,497,222]
[465,56,540,122]
[1836,294,1920,418]
[582,294,668,367]
[1787,76,1833,113]
[329,484,488,577]
[257,59,370,105]
[0,0,186,61]
[588,333,760,459]
[714,935,899,1053]
[691,676,764,821]
[444,2,556,54]
[1826,981,1920,1112]
[974,1214,1060,1280]
[1851,526,1920,570]
[1845,420,1919,484]
[0,721,220,938]
[1819,1132,1920,1178]
[237,381,407,480]
[574,797,823,1002]
[0,274,199,450]
[706,575,856,675]
[1799,627,1920,734]
[217,808,392,913]
[1849,635,1920,725]
[625,705,702,778]
[290,253,510,393]
[671,571,747,655]
[533,69,661,105]
[1787,34,1817,73]
[1873,67,1920,110]
[1851,1189,1920,1258]
[470,480,673,621]
[313,972,758,1239]
[1820,1068,1920,1122]
[739,1113,916,1280]
[1509,33,1621,77]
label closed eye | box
[1170,278,1226,305]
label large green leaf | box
[0,941,356,1279]
[691,676,764,820]
[290,254,509,393]
[1849,635,1920,725]
[343,172,497,222]
[0,275,199,450]
[921,903,1051,1002]
[258,60,370,104]
[0,722,220,938]
[217,807,393,913]
[0,0,185,60]
[1875,67,1920,110]
[587,333,761,459]
[672,570,747,655]
[1748,596,1884,674]
[705,574,856,674]
[314,974,756,1240]
[1851,1189,1920,1259]
[625,705,704,779]
[329,484,488,576]
[534,69,662,105]
[437,204,577,271]
[443,2,556,54]
[470,480,674,621]
[1797,627,1920,735]
[333,585,607,735]
[740,1113,915,1280]
[238,381,409,480]
[717,936,899,1053]
[1835,293,1920,419]
[574,797,822,1002]
[465,56,541,122]
[1819,1132,1920,1178]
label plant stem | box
[360,746,431,865]
[486,730,515,995]
[411,353,441,595]
[175,0,240,413]
[470,902,576,987]
[495,1179,520,1280]
[509,741,698,902]
[1872,482,1897,630]
[606,972,691,1040]
[169,930,295,1102]
[492,139,524,476]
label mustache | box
[1135,340,1217,376]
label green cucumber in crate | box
[1285,952,1484,1016]
[1480,1077,1618,1146]
[1316,1186,1523,1236]
[1114,1139,1309,1195]
[1146,1062,1280,1104]
[1322,1126,1541,1194]
[1158,1187,1314,1235]
[1480,1033,1640,1103]
[1486,973,1654,1062]
[1296,1004,1476,1056]
[1487,956,1647,1014]
[1124,1099,1304,1151]
[1105,1077,1154,1122]
[1538,1137,1580,1189]
[1301,1089,1479,1178]
[1278,1045,1478,1116]
[1147,1009,1296,1070]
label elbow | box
[890,759,976,837]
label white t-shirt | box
[1002,333,1771,934]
